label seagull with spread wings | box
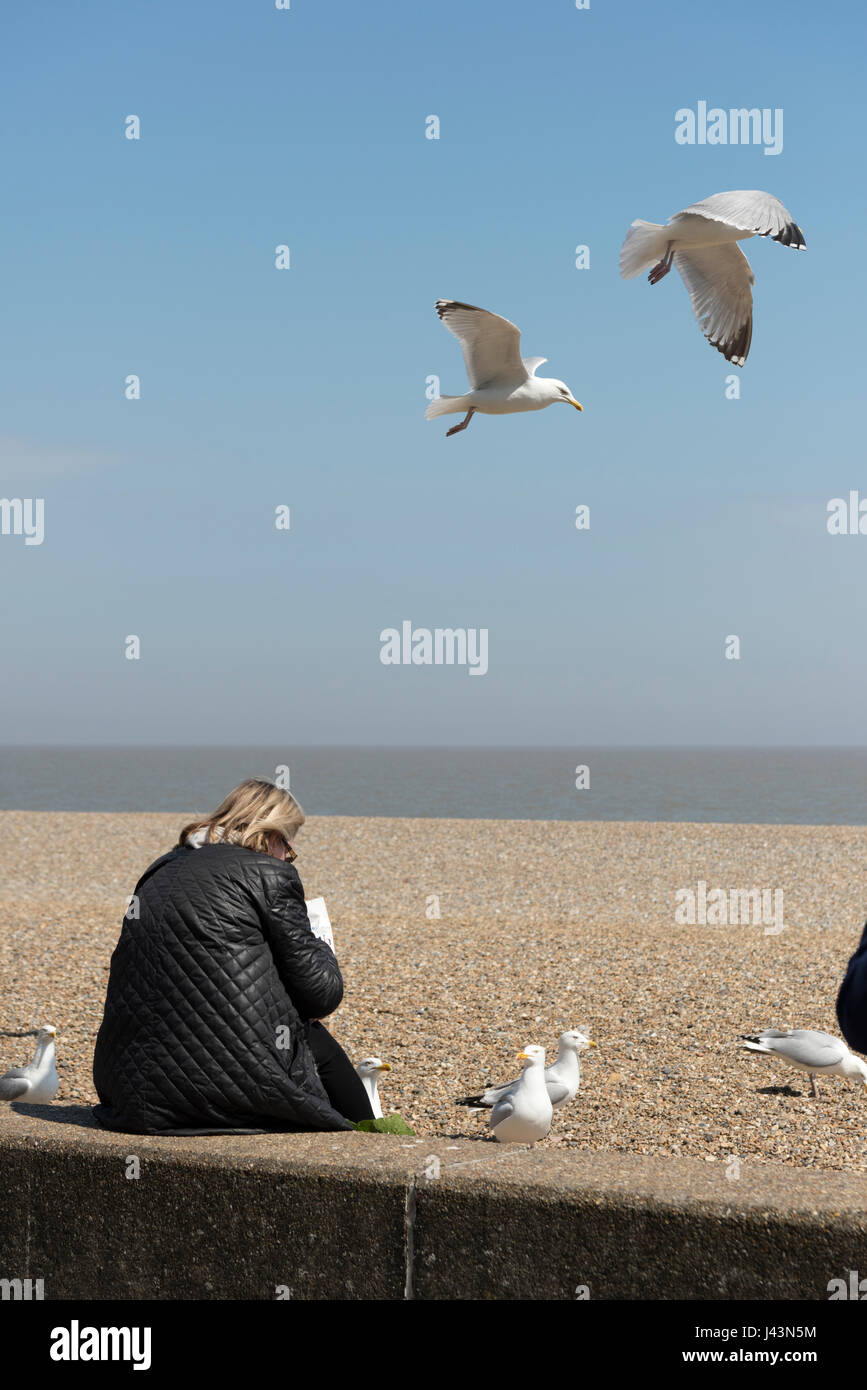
[620,190,806,366]
[426,299,583,437]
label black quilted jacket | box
[92,841,353,1134]
[837,919,867,1055]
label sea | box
[0,746,865,824]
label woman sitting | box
[92,778,374,1134]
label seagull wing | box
[673,243,754,366]
[673,191,806,249]
[435,300,527,389]
[545,1078,572,1106]
[769,1030,849,1066]
[481,1079,516,1106]
[490,1093,516,1126]
[744,1029,847,1067]
[522,356,547,377]
[455,1075,519,1108]
[0,1070,30,1101]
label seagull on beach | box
[456,1029,596,1112]
[483,1045,554,1144]
[0,1024,59,1104]
[741,1028,867,1098]
[620,190,806,365]
[355,1056,391,1119]
[425,299,583,436]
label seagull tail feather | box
[619,219,669,279]
[425,394,467,420]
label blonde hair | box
[178,778,305,856]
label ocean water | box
[0,746,865,824]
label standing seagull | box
[620,191,806,365]
[0,1024,59,1104]
[486,1045,554,1144]
[456,1029,596,1112]
[426,300,583,436]
[741,1028,867,1098]
[355,1056,391,1119]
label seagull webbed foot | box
[648,247,675,286]
[446,408,475,438]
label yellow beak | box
[377,1062,392,1071]
[516,1052,532,1063]
[589,1040,597,1048]
[569,398,583,412]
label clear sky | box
[1,0,865,745]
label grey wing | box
[673,243,754,366]
[674,191,806,247]
[435,300,527,389]
[490,1094,516,1126]
[767,1031,847,1067]
[481,1077,518,1106]
[546,1079,572,1106]
[0,1070,30,1101]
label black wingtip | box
[454,1094,485,1108]
[771,221,806,250]
[436,298,484,318]
[708,313,752,367]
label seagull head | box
[37,1024,57,1039]
[559,1029,596,1054]
[544,378,583,412]
[516,1044,546,1069]
[356,1057,391,1078]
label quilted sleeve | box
[837,920,867,1054]
[259,864,345,1020]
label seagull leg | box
[648,244,675,286]
[446,409,475,438]
[810,1073,819,1098]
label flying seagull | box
[456,1029,596,1111]
[0,1024,59,1103]
[483,1044,554,1144]
[741,1028,867,1097]
[620,190,806,365]
[426,300,583,436]
[355,1056,391,1119]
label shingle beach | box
[1,812,865,1173]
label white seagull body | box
[620,190,806,365]
[0,1025,59,1104]
[741,1028,867,1097]
[486,1045,553,1144]
[426,300,582,436]
[355,1056,391,1119]
[456,1029,596,1112]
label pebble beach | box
[1,811,866,1173]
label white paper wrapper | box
[305,896,334,952]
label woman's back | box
[93,840,351,1135]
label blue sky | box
[1,0,865,745]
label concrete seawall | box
[1,1106,864,1300]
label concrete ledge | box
[1,1106,865,1300]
